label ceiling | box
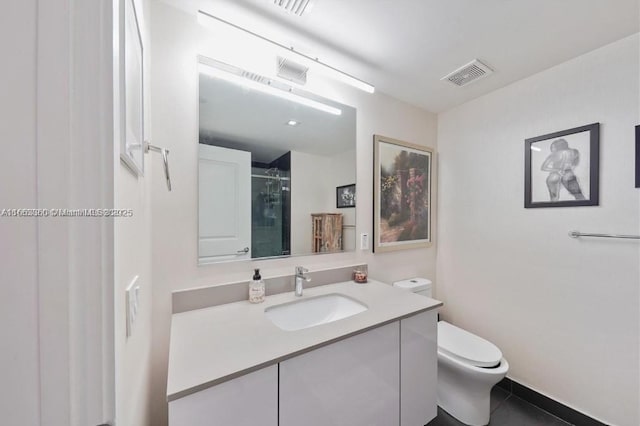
[199,0,639,112]
[199,70,356,163]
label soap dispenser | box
[249,268,265,303]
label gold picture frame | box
[373,135,433,253]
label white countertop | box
[167,279,442,401]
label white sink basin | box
[265,293,368,331]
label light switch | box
[360,233,369,250]
[126,275,140,338]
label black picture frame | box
[336,184,356,208]
[635,125,640,188]
[524,123,599,208]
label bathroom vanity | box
[167,280,441,426]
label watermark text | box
[0,208,134,218]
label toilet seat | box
[438,321,502,368]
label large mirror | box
[198,59,356,264]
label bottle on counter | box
[249,268,265,303]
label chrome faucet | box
[294,266,311,297]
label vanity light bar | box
[197,10,375,94]
[200,62,342,116]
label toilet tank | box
[392,278,432,298]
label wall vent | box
[277,57,308,85]
[441,59,494,87]
[272,0,315,16]
[240,70,271,85]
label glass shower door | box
[251,167,290,258]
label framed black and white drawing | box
[120,0,145,175]
[336,184,356,208]
[635,125,640,188]
[524,123,599,208]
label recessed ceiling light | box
[286,120,300,126]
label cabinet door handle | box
[237,247,249,254]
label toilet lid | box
[438,321,502,367]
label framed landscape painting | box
[373,135,433,253]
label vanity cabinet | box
[401,310,438,425]
[168,365,277,426]
[280,310,437,426]
[279,322,400,426]
[168,311,437,426]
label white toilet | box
[393,278,509,426]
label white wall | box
[437,34,639,425]
[149,2,437,424]
[2,1,117,425]
[329,149,357,252]
[290,149,356,254]
[113,0,154,425]
[290,150,332,254]
[0,1,40,425]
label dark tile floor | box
[427,386,571,426]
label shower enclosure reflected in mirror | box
[198,59,356,264]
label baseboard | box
[496,378,608,426]
[496,377,512,392]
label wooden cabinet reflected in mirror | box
[311,213,343,253]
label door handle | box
[237,247,249,254]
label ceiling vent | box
[441,59,494,87]
[272,0,315,16]
[277,57,308,85]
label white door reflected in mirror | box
[198,144,252,262]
